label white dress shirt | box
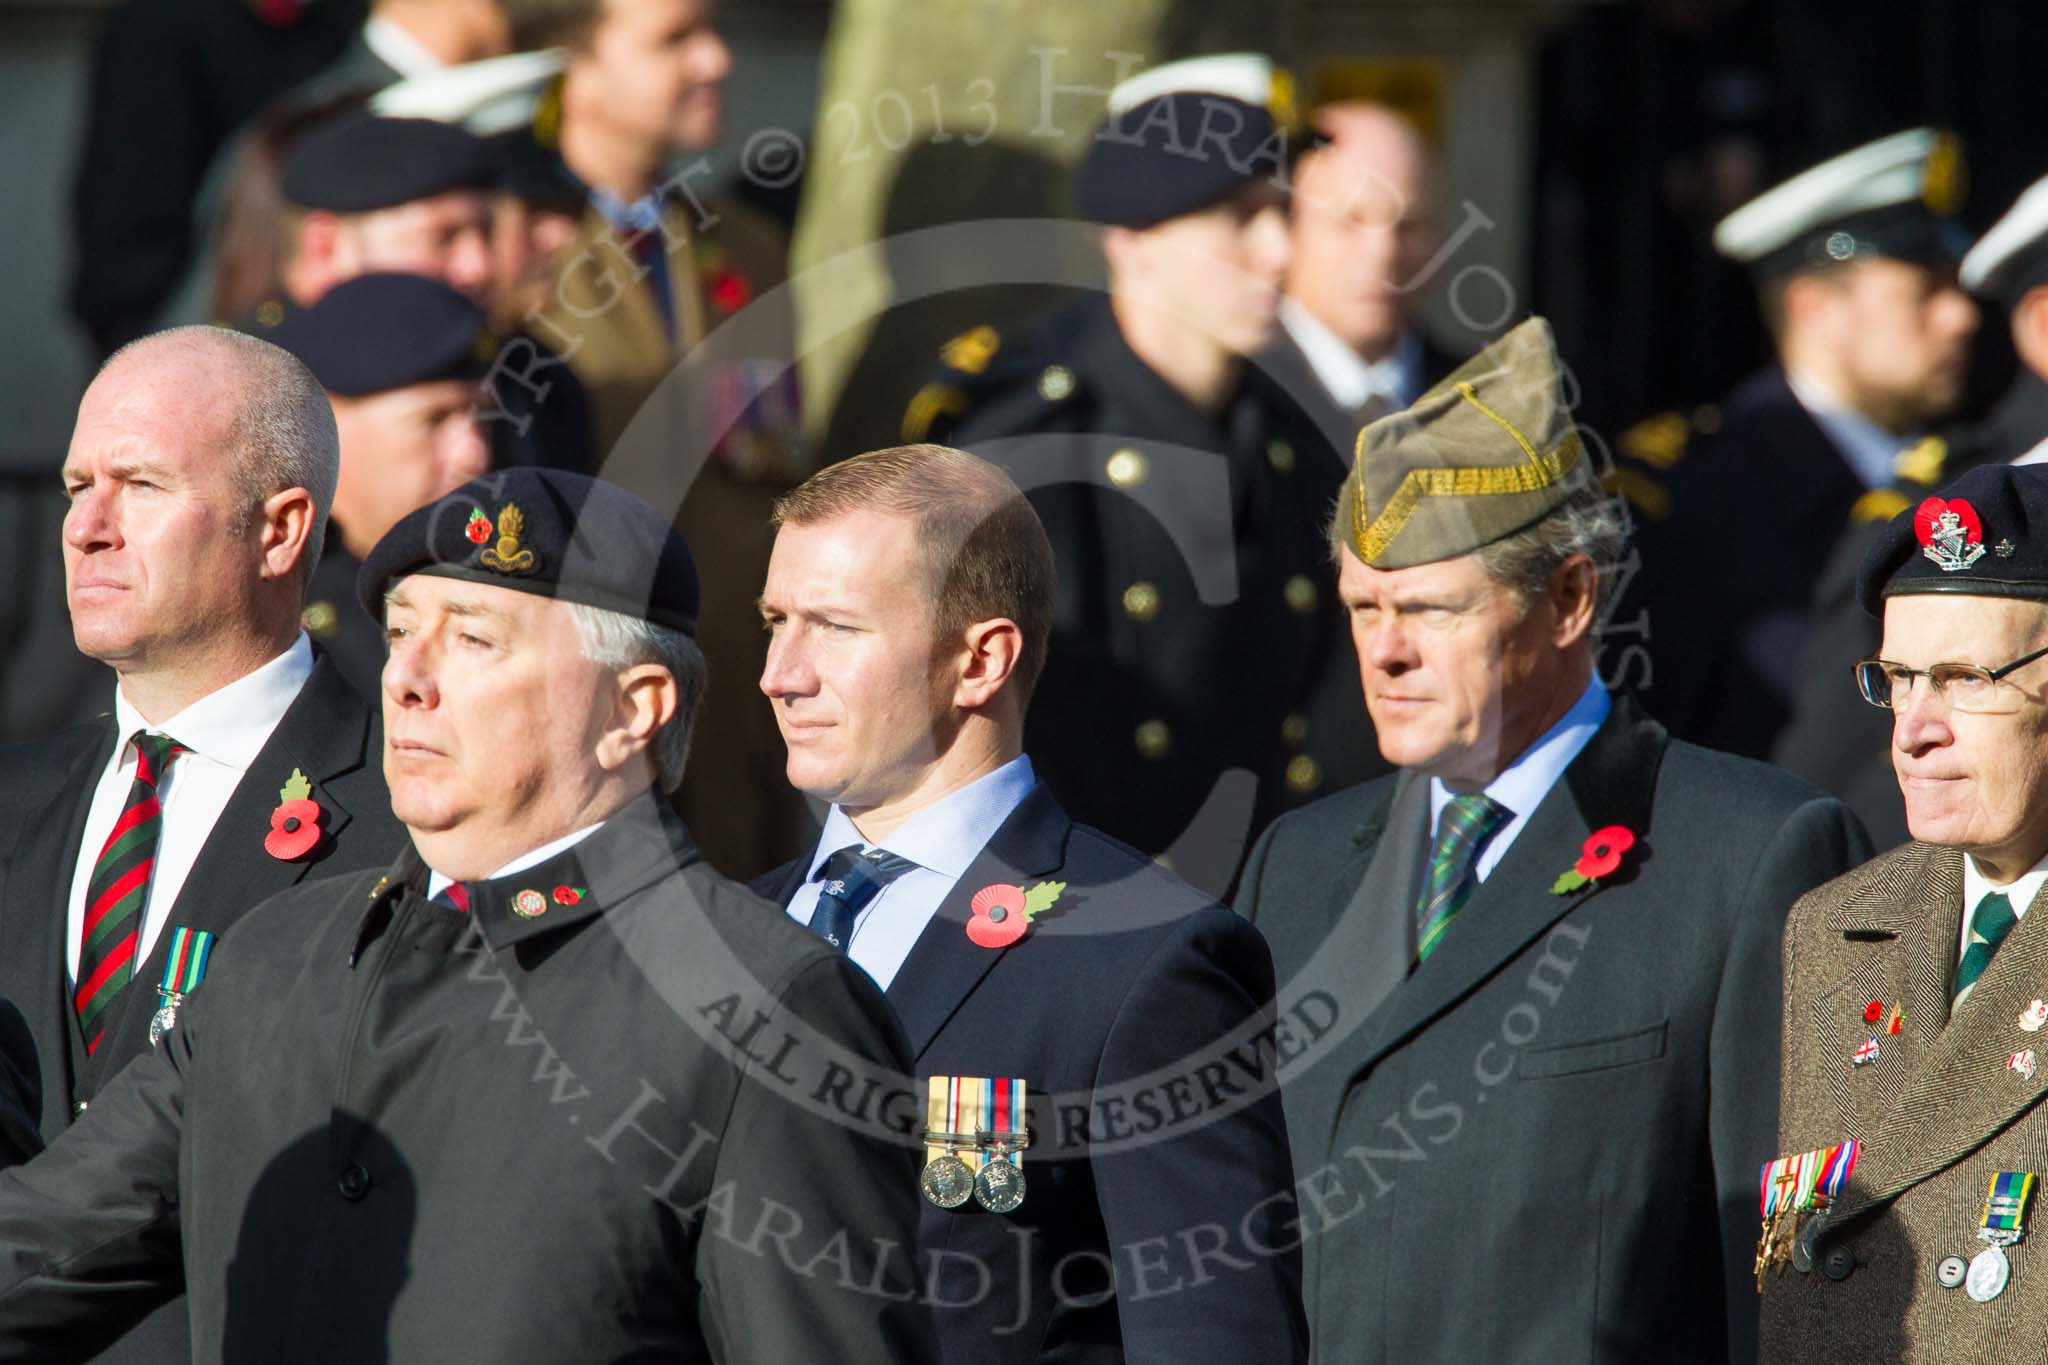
[1280,299,1427,415]
[1785,369,1919,490]
[361,15,447,79]
[1959,852,2048,961]
[65,636,315,981]
[787,755,1038,990]
[1428,677,1611,884]
[427,823,607,901]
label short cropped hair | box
[102,327,339,587]
[569,600,705,793]
[771,444,1057,704]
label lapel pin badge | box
[1852,1037,1881,1067]
[1888,1004,1905,1035]
[2021,1000,2048,1033]
[512,888,548,918]
[263,767,324,861]
[1864,1000,1884,1023]
[2010,1049,2038,1081]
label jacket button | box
[1105,448,1149,488]
[1267,440,1296,474]
[1134,719,1171,760]
[1121,581,1161,622]
[337,1163,372,1201]
[1820,1247,1855,1281]
[1936,1255,1969,1288]
[1284,575,1318,614]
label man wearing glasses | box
[1765,463,2048,1357]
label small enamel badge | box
[553,885,586,906]
[263,767,323,861]
[2022,1000,2048,1033]
[1889,1005,1905,1035]
[2010,1049,2038,1081]
[513,888,548,918]
[1852,1037,1881,1067]
[1864,1000,1885,1024]
[464,506,492,544]
[965,880,1066,949]
[1915,496,1988,573]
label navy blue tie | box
[808,845,917,951]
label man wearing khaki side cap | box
[1236,317,1870,1363]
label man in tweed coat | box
[1766,461,2048,1359]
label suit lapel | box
[88,660,377,1080]
[1837,849,2048,1218]
[885,786,1068,1060]
[1349,697,1666,1079]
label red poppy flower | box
[1863,1000,1884,1023]
[1574,825,1637,881]
[553,886,584,906]
[708,270,752,314]
[465,510,493,544]
[264,797,322,860]
[1913,496,1982,549]
[967,882,1028,949]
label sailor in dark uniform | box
[1776,170,2048,845]
[261,272,495,699]
[900,55,1353,892]
[1617,129,1979,760]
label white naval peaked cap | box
[1712,127,1968,274]
[1107,52,1278,116]
[372,49,566,136]
[1962,172,2048,299]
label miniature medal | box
[148,927,216,1047]
[1967,1171,2035,1303]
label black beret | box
[1075,93,1287,229]
[259,274,492,396]
[282,113,498,213]
[1858,463,2048,616]
[358,469,700,637]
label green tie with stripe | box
[1954,890,2020,1008]
[1417,793,1513,962]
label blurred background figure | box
[916,55,1348,893]
[293,0,515,102]
[1775,171,2048,847]
[1619,128,1979,759]
[262,273,495,697]
[511,0,807,878]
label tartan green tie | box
[1417,794,1512,962]
[1954,890,2020,1008]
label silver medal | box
[973,1154,1026,1214]
[1966,1244,2011,1303]
[148,1004,176,1047]
[920,1154,974,1209]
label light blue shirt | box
[788,755,1037,990]
[1428,676,1611,884]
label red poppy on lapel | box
[966,880,1066,949]
[1550,825,1638,895]
[264,767,323,861]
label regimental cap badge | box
[1923,130,1967,216]
[479,502,538,575]
[1914,496,1988,573]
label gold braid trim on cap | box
[1348,382,1585,565]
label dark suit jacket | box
[1763,842,2048,1361]
[1236,695,1871,1364]
[0,652,406,1363]
[756,783,1308,1365]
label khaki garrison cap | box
[1338,317,1588,569]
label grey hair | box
[102,326,339,585]
[567,601,706,793]
[1472,480,1632,619]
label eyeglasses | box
[1854,642,2048,713]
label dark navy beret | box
[1859,463,2048,615]
[1075,93,1288,229]
[358,469,700,637]
[258,274,491,396]
[282,113,498,212]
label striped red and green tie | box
[76,731,184,1053]
[1416,793,1512,963]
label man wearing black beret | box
[266,271,494,696]
[0,469,937,1363]
[1766,463,2048,1359]
[247,111,593,475]
[898,54,1350,891]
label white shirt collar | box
[362,15,448,80]
[1279,298,1423,413]
[1960,849,2048,959]
[113,635,314,769]
[427,821,607,899]
[1429,676,1611,882]
[1785,368,1919,490]
[808,755,1038,882]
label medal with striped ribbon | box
[1966,1170,2035,1302]
[973,1077,1027,1213]
[148,927,216,1047]
[1755,1140,1859,1289]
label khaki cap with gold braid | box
[1338,316,1589,569]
